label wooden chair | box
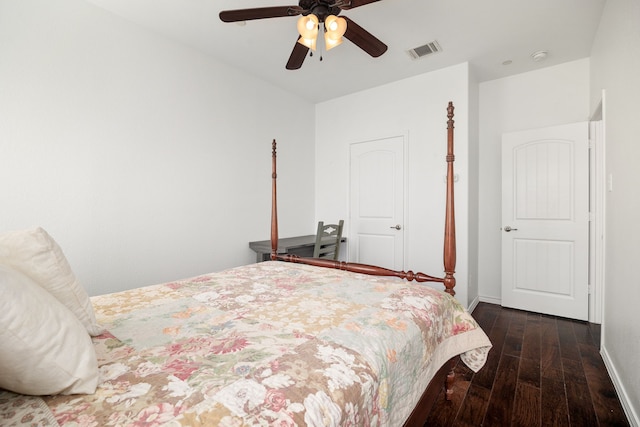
[313,220,344,260]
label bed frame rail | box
[270,102,457,296]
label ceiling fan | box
[219,0,388,70]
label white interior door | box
[502,122,589,320]
[349,136,404,270]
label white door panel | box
[502,122,589,320]
[350,137,404,270]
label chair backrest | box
[313,220,344,260]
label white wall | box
[590,0,640,422]
[477,59,591,302]
[315,63,474,307]
[0,0,316,295]
[467,68,480,310]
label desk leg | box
[258,252,272,263]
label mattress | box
[0,261,491,426]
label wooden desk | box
[249,235,346,262]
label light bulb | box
[305,18,315,30]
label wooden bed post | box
[443,102,456,297]
[270,139,278,261]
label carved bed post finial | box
[271,140,278,260]
[447,102,455,124]
[443,102,456,296]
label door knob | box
[390,224,402,230]
[504,226,518,232]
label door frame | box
[589,91,606,325]
[347,131,409,270]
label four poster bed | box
[0,102,491,426]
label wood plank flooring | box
[421,302,630,426]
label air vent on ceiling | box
[407,40,442,60]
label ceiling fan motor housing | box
[299,0,342,21]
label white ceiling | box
[85,0,606,103]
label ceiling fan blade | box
[339,0,381,10]
[219,6,303,23]
[286,39,309,70]
[343,16,388,57]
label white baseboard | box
[468,296,479,313]
[601,345,640,427]
[478,295,501,306]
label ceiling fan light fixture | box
[297,14,319,39]
[324,15,347,40]
[298,35,317,51]
[324,33,343,50]
[323,15,346,51]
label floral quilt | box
[1,261,491,426]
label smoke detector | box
[530,50,549,62]
[407,40,442,60]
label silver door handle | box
[390,224,402,230]
[504,226,518,232]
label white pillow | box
[0,227,103,336]
[0,264,99,395]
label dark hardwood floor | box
[422,302,630,426]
